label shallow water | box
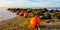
[0,8,17,21]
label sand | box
[0,16,60,30]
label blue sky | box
[0,0,60,7]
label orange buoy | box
[19,11,24,16]
[24,12,28,18]
[29,15,40,28]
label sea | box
[0,8,17,21]
[46,7,60,10]
[0,7,60,21]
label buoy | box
[24,12,28,18]
[9,10,12,12]
[29,15,40,28]
[16,10,20,15]
[11,10,14,13]
[9,9,14,13]
[19,11,24,16]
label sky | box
[0,0,60,8]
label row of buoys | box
[7,8,41,28]
[7,8,29,17]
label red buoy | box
[10,10,12,12]
[16,10,20,15]
[11,10,14,13]
[29,15,41,28]
[19,11,24,16]
[24,12,28,18]
[9,10,14,13]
